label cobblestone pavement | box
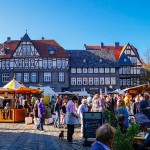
[0,123,93,150]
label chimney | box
[41,36,45,40]
[115,42,119,49]
[101,42,104,48]
[7,37,11,43]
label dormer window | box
[48,46,56,54]
[99,58,103,62]
[0,48,7,55]
[124,59,127,62]
[83,59,86,63]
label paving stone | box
[0,123,92,150]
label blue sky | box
[0,0,150,60]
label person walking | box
[54,99,61,128]
[37,98,45,131]
[77,98,88,137]
[64,96,79,144]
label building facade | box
[0,33,142,93]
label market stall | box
[124,84,150,95]
[0,79,40,123]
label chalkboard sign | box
[83,112,102,138]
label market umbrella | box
[3,79,25,90]
[15,87,40,94]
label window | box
[100,77,104,85]
[127,66,131,74]
[123,79,126,86]
[59,72,64,82]
[94,77,99,85]
[48,60,52,68]
[83,68,87,73]
[119,79,122,86]
[43,60,47,69]
[44,72,51,82]
[111,77,116,85]
[16,73,22,82]
[124,59,127,62]
[105,68,109,73]
[18,60,22,67]
[105,77,110,85]
[31,73,36,82]
[127,79,131,86]
[83,78,88,85]
[24,73,29,82]
[77,68,82,73]
[123,66,127,74]
[24,60,28,67]
[5,60,9,69]
[99,68,104,73]
[71,68,76,73]
[2,73,9,82]
[71,78,76,85]
[2,61,5,69]
[119,68,122,74]
[110,68,115,73]
[94,68,99,73]
[30,60,34,67]
[89,77,93,85]
[88,68,93,73]
[127,50,130,54]
[99,59,103,62]
[137,67,141,74]
[57,60,61,69]
[77,78,82,85]
[62,60,66,68]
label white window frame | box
[2,73,9,82]
[77,78,82,85]
[31,73,36,82]
[57,60,62,69]
[83,68,87,73]
[94,68,99,73]
[44,72,51,82]
[30,60,34,67]
[62,60,66,68]
[111,77,116,85]
[105,68,109,73]
[24,60,29,67]
[94,77,99,85]
[16,73,22,82]
[99,68,104,73]
[110,68,115,73]
[105,77,110,85]
[77,68,82,73]
[59,72,64,82]
[88,68,93,73]
[89,77,93,85]
[83,77,88,85]
[43,60,47,69]
[71,78,76,85]
[100,77,104,85]
[71,68,76,73]
[48,60,52,69]
[24,73,29,82]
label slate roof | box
[66,50,119,68]
[85,43,140,61]
[0,34,68,58]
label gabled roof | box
[85,43,141,61]
[66,50,119,68]
[32,40,68,58]
[0,36,68,58]
[0,41,20,58]
[21,33,31,41]
[85,45,124,60]
[118,53,132,65]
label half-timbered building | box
[85,42,142,89]
[0,33,69,92]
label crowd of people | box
[5,91,150,149]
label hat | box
[72,96,78,101]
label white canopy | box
[110,89,125,95]
[72,91,90,97]
[29,86,58,96]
